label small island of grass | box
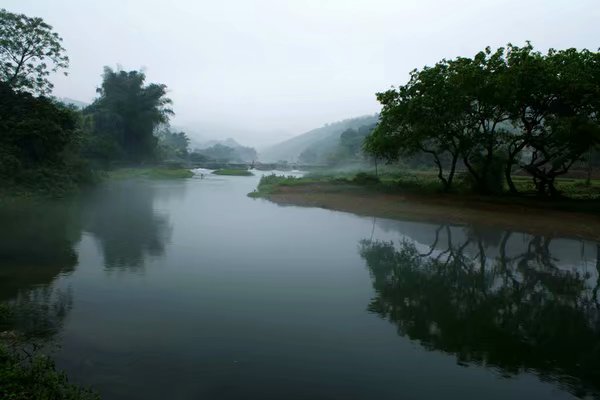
[213,169,254,176]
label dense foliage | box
[0,82,91,192]
[365,44,600,196]
[0,345,99,400]
[82,67,173,165]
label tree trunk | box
[505,162,518,194]
[548,177,560,198]
[593,244,600,305]
[446,152,459,191]
[586,148,593,187]
[505,142,524,194]
[463,156,484,193]
[431,153,449,190]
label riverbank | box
[250,176,600,241]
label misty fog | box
[4,0,600,147]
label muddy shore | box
[262,183,600,241]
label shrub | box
[0,345,99,400]
[353,172,380,185]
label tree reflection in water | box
[0,201,78,344]
[83,181,172,271]
[360,226,600,398]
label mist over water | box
[1,174,598,399]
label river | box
[1,171,599,399]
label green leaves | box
[366,43,600,196]
[0,9,69,96]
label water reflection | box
[0,180,176,339]
[82,181,172,270]
[0,201,77,341]
[0,201,80,301]
[360,226,600,398]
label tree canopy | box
[0,82,87,191]
[83,67,173,164]
[365,43,600,195]
[0,9,69,95]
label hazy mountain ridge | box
[193,137,244,150]
[57,97,88,109]
[259,114,378,162]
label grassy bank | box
[107,167,193,180]
[249,172,600,240]
[213,169,253,176]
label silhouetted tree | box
[84,67,173,164]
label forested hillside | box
[259,115,378,162]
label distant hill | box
[58,97,88,109]
[259,114,378,162]
[193,137,244,150]
[192,137,258,162]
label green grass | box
[511,175,600,200]
[248,173,351,198]
[213,169,253,176]
[108,167,193,180]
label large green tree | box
[85,67,173,164]
[365,62,470,191]
[0,9,68,95]
[366,44,600,196]
[513,47,600,195]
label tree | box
[0,82,88,189]
[451,48,513,194]
[0,9,68,95]
[516,48,600,196]
[366,43,600,196]
[365,62,469,191]
[84,67,173,164]
[156,126,190,160]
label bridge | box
[187,161,328,171]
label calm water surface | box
[1,172,599,399]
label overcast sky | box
[4,0,600,147]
